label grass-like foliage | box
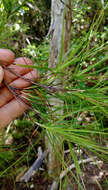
[0,0,108,189]
[22,10,108,187]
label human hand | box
[0,49,39,130]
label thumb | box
[0,66,4,84]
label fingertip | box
[0,49,15,65]
[0,66,4,84]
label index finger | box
[0,49,15,66]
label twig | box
[2,62,86,93]
[60,157,96,179]
[20,151,48,182]
[4,122,13,145]
[1,63,67,92]
[3,80,46,121]
[50,180,59,190]
[50,157,96,190]
[80,176,86,190]
[5,121,13,135]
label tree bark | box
[46,0,72,177]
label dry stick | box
[50,157,96,190]
[20,151,48,182]
[60,157,96,179]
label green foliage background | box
[0,0,108,189]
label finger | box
[0,49,15,65]
[0,70,39,107]
[4,57,33,84]
[0,66,4,84]
[0,96,28,130]
[11,69,39,88]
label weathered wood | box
[46,0,72,177]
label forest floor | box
[1,146,108,190]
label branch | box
[60,157,96,179]
[50,157,96,190]
[20,151,48,182]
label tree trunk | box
[46,0,72,177]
